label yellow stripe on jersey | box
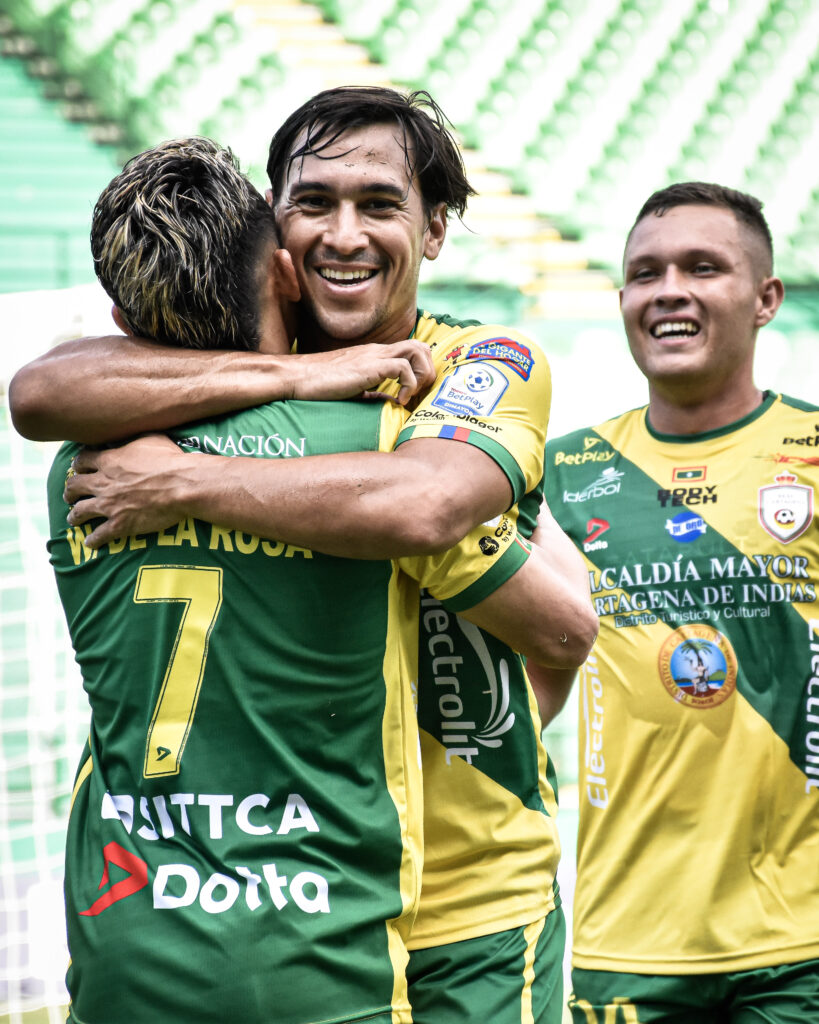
[70,753,93,811]
[381,566,422,1023]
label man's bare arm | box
[9,336,435,443]
[514,510,597,725]
[459,538,597,675]
[64,434,513,558]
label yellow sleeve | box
[398,509,532,612]
[394,321,550,504]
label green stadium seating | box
[0,52,120,291]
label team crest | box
[658,624,738,709]
[758,471,813,543]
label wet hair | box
[91,137,276,350]
[266,86,475,219]
[628,181,774,273]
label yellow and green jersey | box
[399,311,561,949]
[545,392,819,974]
[50,396,530,1024]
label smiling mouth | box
[651,320,700,339]
[317,268,378,284]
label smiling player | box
[12,89,597,1024]
[535,182,819,1023]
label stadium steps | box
[0,49,121,292]
[229,0,616,316]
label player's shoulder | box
[545,407,643,459]
[415,309,546,386]
[775,392,819,415]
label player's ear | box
[265,188,274,209]
[423,202,447,262]
[755,275,785,328]
[111,306,134,336]
[273,249,300,302]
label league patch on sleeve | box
[430,362,509,418]
[465,337,533,380]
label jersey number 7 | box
[133,565,224,779]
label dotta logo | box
[80,841,148,916]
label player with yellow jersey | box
[540,183,819,1023]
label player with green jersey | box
[15,92,597,1020]
[51,395,529,1024]
[538,183,819,1023]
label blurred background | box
[1,0,818,1020]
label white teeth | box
[318,268,376,282]
[652,320,699,338]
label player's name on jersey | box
[64,521,312,565]
[587,553,815,626]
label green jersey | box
[50,398,528,1024]
[545,392,819,974]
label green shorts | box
[407,907,566,1024]
[569,958,819,1024]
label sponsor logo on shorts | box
[464,337,534,380]
[430,362,509,418]
[658,624,738,709]
[664,509,707,542]
[758,471,814,544]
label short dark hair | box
[628,182,774,272]
[91,137,277,350]
[266,86,475,219]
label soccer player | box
[536,182,819,1023]
[14,92,593,1019]
[47,135,591,1024]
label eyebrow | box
[624,246,726,271]
[288,179,409,201]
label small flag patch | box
[672,466,706,482]
[438,425,473,442]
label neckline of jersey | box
[643,390,777,444]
